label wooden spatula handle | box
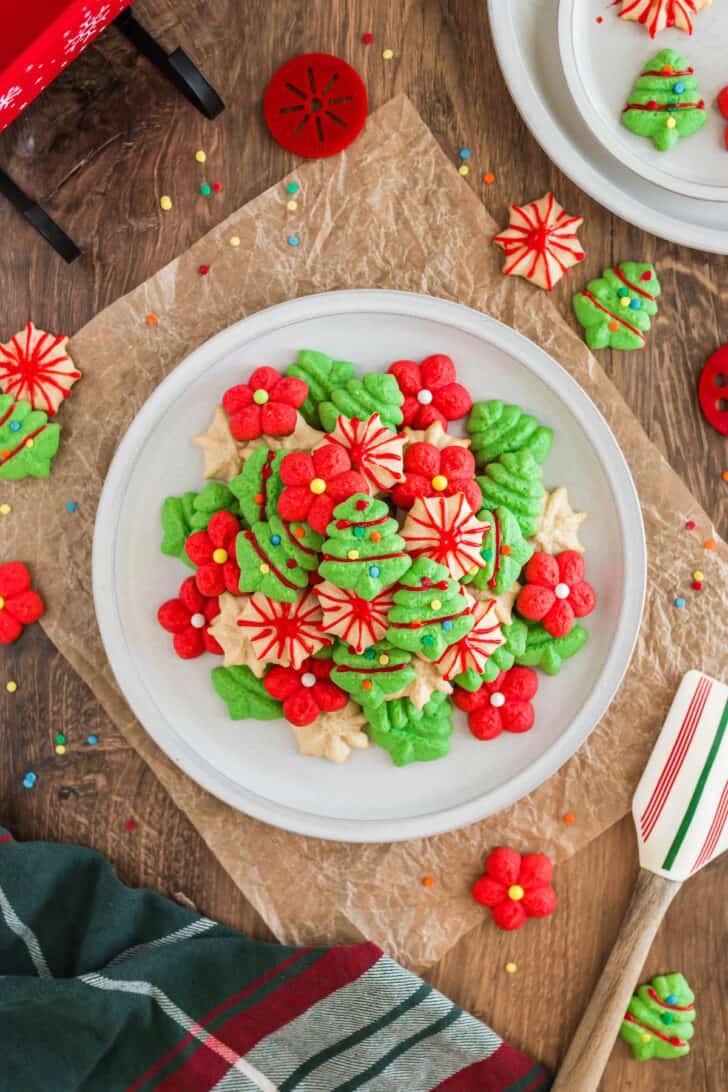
[551,868,681,1092]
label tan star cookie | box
[207,592,262,672]
[469,581,520,626]
[393,658,453,710]
[290,701,370,764]
[533,486,587,554]
[403,420,470,451]
[193,405,243,481]
[238,413,324,462]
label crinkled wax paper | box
[2,97,725,970]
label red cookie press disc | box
[264,53,367,158]
[698,345,728,436]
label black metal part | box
[0,167,80,263]
[114,8,224,119]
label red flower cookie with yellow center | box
[471,846,557,931]
[185,510,242,597]
[390,441,482,512]
[0,561,45,645]
[222,366,308,441]
[278,446,368,535]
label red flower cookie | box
[278,446,368,535]
[222,366,308,441]
[0,561,45,644]
[471,846,557,931]
[388,354,472,430]
[516,550,595,638]
[185,510,242,597]
[454,666,538,740]
[390,441,482,512]
[264,656,348,726]
[157,577,222,659]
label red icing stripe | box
[0,403,16,429]
[613,267,656,302]
[258,450,275,521]
[622,1013,687,1047]
[243,532,299,590]
[390,607,471,629]
[639,68,694,78]
[335,514,390,529]
[646,988,695,1012]
[623,101,703,113]
[334,663,404,674]
[0,426,47,466]
[581,291,646,342]
[489,511,502,590]
[322,552,406,562]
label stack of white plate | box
[489,0,728,253]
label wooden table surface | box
[1,2,726,1088]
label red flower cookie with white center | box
[157,577,222,659]
[317,413,406,493]
[314,580,394,654]
[390,441,482,513]
[471,847,557,931]
[387,354,472,430]
[0,561,45,645]
[222,366,308,441]
[264,656,348,726]
[434,598,504,681]
[516,550,595,638]
[400,493,489,581]
[184,510,242,597]
[236,590,330,669]
[493,193,584,292]
[454,666,538,740]
[0,322,80,416]
[278,446,368,535]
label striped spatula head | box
[634,670,728,882]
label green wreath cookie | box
[515,619,588,676]
[318,373,404,434]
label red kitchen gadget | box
[264,53,367,158]
[698,345,728,436]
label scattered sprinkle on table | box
[66,500,77,512]
[422,875,435,888]
[693,570,704,582]
[674,596,686,609]
[212,181,223,193]
[124,819,137,832]
[382,48,394,60]
[505,962,518,974]
[684,519,696,530]
[0,503,11,515]
[287,182,299,195]
[722,470,728,482]
[458,164,469,176]
[200,183,212,197]
[229,236,241,248]
[159,195,173,211]
[195,149,207,163]
[287,235,300,247]
[692,581,702,591]
[362,31,373,44]
[6,681,17,693]
[287,199,298,212]
[596,15,603,23]
[459,148,471,160]
[87,734,98,746]
[563,811,575,824]
[22,772,36,790]
[199,264,210,276]
[483,171,495,184]
[55,733,66,744]
[55,744,66,755]
[704,538,715,550]
[146,313,158,326]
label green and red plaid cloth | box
[0,827,551,1091]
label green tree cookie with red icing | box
[461,506,533,595]
[621,49,706,153]
[235,515,310,601]
[319,494,412,599]
[0,393,61,480]
[453,617,528,690]
[573,262,661,351]
[230,448,286,527]
[331,640,416,708]
[620,973,696,1061]
[386,557,473,660]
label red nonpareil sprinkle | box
[124,819,136,831]
[692,581,702,591]
[596,15,603,23]
[212,182,223,193]
[685,520,696,530]
[199,264,210,276]
[362,32,373,44]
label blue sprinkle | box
[442,620,453,631]
[617,287,630,298]
[673,82,686,94]
[22,772,37,789]
[459,148,471,159]
[629,298,641,310]
[270,534,281,546]
[9,421,21,432]
[368,565,380,577]
[66,501,77,513]
[353,526,365,538]
[287,235,300,247]
[87,735,98,746]
[422,634,435,646]
[674,597,686,609]
[666,995,678,1005]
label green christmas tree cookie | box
[319,494,411,600]
[211,665,282,720]
[515,619,588,676]
[331,641,416,709]
[386,557,473,661]
[461,506,533,595]
[367,691,453,766]
[620,973,696,1061]
[0,393,61,480]
[229,447,286,527]
[236,515,310,601]
[573,262,661,351]
[622,50,706,153]
[453,618,528,689]
[477,451,544,538]
[285,349,356,428]
[318,373,404,434]
[467,400,552,467]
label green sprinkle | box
[200,183,212,196]
[54,733,66,745]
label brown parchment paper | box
[3,96,726,970]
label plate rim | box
[487,0,728,254]
[558,0,728,204]
[93,288,647,843]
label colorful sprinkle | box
[722,470,728,482]
[362,31,373,44]
[9,421,20,432]
[55,744,66,755]
[287,182,299,194]
[124,819,137,831]
[146,313,158,326]
[704,538,715,550]
[55,733,66,744]
[212,181,223,193]
[22,772,36,789]
[362,679,372,691]
[422,875,435,887]
[6,681,17,693]
[229,236,241,248]
[287,200,298,212]
[368,565,380,577]
[693,570,704,581]
[685,519,696,530]
[483,172,495,184]
[382,48,394,60]
[87,735,98,745]
[505,962,518,974]
[353,526,365,538]
[287,235,300,247]
[0,503,11,515]
[692,581,702,591]
[195,149,207,163]
[459,148,471,160]
[563,812,576,824]
[159,195,173,211]
[200,183,212,196]
[66,501,77,513]
[199,264,210,276]
[458,164,470,176]
[674,597,686,608]
[371,531,382,543]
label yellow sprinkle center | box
[259,563,270,575]
[0,503,12,515]
[195,150,207,163]
[310,477,327,495]
[378,654,390,665]
[693,570,704,581]
[159,195,173,210]
[507,884,525,901]
[431,474,448,492]
[430,599,442,610]
[287,200,298,211]
[6,681,17,693]
[505,962,518,974]
[0,597,5,610]
[229,236,241,248]
[212,548,228,564]
[26,438,35,449]
[252,388,269,405]
[666,117,677,129]
[347,549,360,560]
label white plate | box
[488,0,728,253]
[560,0,728,202]
[93,290,646,843]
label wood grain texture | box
[0,2,726,1089]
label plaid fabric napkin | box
[0,827,551,1091]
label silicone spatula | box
[553,670,728,1092]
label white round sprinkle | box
[190,613,206,629]
[489,692,506,708]
[417,388,433,405]
[301,672,316,688]
[554,582,570,600]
